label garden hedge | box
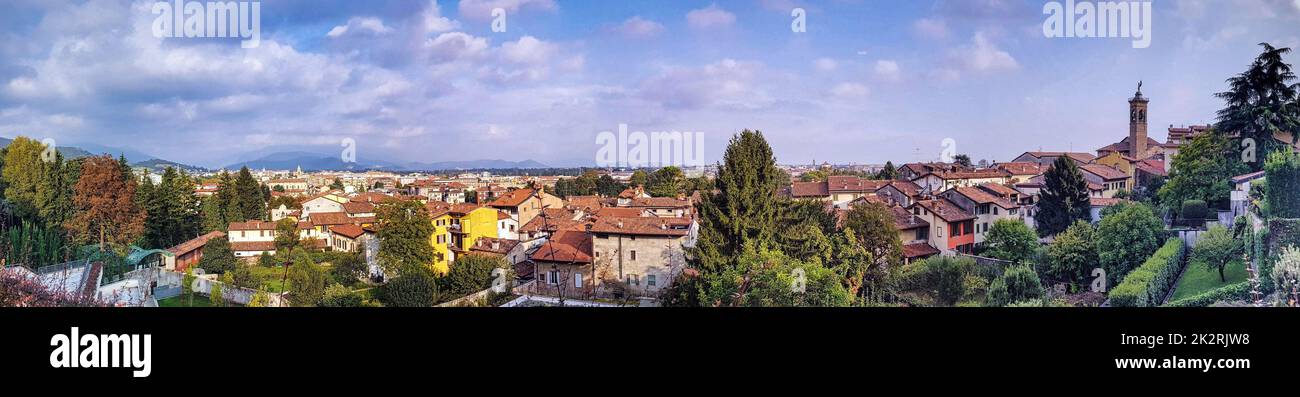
[1108,238,1186,307]
[1164,282,1253,307]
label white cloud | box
[912,18,948,40]
[425,32,490,62]
[874,60,900,81]
[638,59,772,110]
[457,0,558,21]
[499,36,557,65]
[941,31,1018,79]
[829,82,869,99]
[610,16,664,39]
[327,17,394,38]
[687,4,737,30]
[814,58,837,72]
[422,0,461,33]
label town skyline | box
[1,0,1297,168]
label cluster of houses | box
[156,83,1294,304]
[168,175,700,302]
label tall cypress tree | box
[690,130,782,275]
[235,167,264,221]
[1035,156,1091,236]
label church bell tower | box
[1129,81,1149,157]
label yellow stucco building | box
[426,202,500,274]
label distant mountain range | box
[223,151,549,172]
[133,158,210,173]
[1,136,551,172]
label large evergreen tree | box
[1215,43,1299,171]
[1034,156,1090,236]
[688,130,782,276]
[234,167,264,221]
[141,167,201,248]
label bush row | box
[1108,238,1186,307]
[1164,282,1253,307]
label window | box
[993,207,999,215]
[548,271,558,284]
[630,250,637,261]
[915,229,926,241]
[574,273,583,288]
[509,225,515,232]
[647,275,656,287]
[937,226,944,238]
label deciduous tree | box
[64,156,144,250]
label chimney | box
[617,220,623,229]
[492,241,500,250]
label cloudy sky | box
[1,0,1298,168]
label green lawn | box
[1170,260,1249,301]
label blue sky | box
[0,0,1298,168]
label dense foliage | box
[1096,202,1166,286]
[1108,238,1185,307]
[1035,156,1091,236]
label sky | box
[0,0,1298,169]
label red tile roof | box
[1080,164,1129,181]
[902,242,941,258]
[228,220,278,231]
[530,230,593,263]
[470,237,520,255]
[329,224,366,239]
[230,241,276,252]
[565,195,606,210]
[309,212,354,226]
[595,207,644,218]
[787,181,829,197]
[891,206,929,230]
[912,198,976,222]
[952,186,1018,209]
[978,182,1019,197]
[167,231,226,256]
[448,203,482,216]
[588,216,691,237]
[885,180,922,197]
[489,188,536,207]
[341,201,375,214]
[993,162,1046,176]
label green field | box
[1169,260,1249,301]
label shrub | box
[379,266,438,307]
[320,284,364,307]
[1181,199,1208,223]
[1264,150,1300,218]
[1108,238,1186,307]
[1164,282,1252,307]
[983,219,1039,264]
[439,254,507,299]
[1271,246,1300,299]
[1044,220,1096,286]
[986,265,1045,307]
[1097,203,1166,285]
[209,282,224,307]
[898,256,975,306]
